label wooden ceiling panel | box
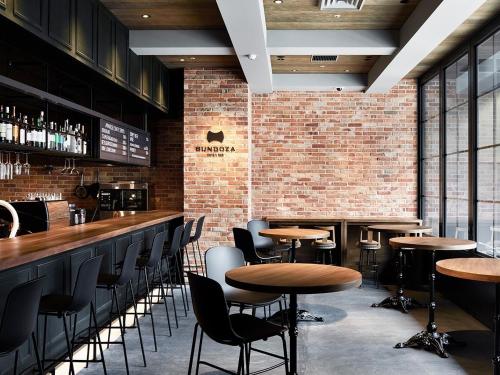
[264,0,420,30]
[101,0,224,30]
[408,0,500,78]
[271,55,376,73]
[158,55,240,69]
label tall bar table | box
[226,263,361,375]
[436,258,500,375]
[390,237,476,357]
[368,224,432,313]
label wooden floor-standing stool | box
[358,226,381,287]
[313,226,336,265]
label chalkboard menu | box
[99,119,151,166]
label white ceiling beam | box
[273,74,366,92]
[268,30,398,56]
[366,0,487,93]
[129,30,234,55]
[216,0,272,93]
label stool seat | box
[360,240,380,249]
[315,225,336,231]
[39,294,74,315]
[314,239,335,247]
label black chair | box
[247,220,290,258]
[0,278,44,375]
[162,225,189,317]
[187,272,288,375]
[181,219,196,273]
[233,228,282,265]
[189,215,206,276]
[97,241,146,374]
[136,231,172,349]
[39,255,106,375]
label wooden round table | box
[368,225,433,313]
[259,228,329,263]
[226,263,361,375]
[437,258,500,375]
[389,237,477,358]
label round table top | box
[436,258,500,283]
[389,236,477,251]
[225,263,361,294]
[259,228,329,240]
[368,224,433,234]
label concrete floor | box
[75,284,492,375]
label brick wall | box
[0,119,183,213]
[183,68,418,249]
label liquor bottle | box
[63,119,69,152]
[68,124,76,153]
[39,111,46,149]
[4,106,12,144]
[12,106,19,144]
[48,121,54,150]
[81,124,88,155]
[0,105,6,143]
[19,114,26,145]
[31,117,37,147]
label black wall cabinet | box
[0,0,168,112]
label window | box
[421,75,441,235]
[444,55,469,238]
[476,31,500,256]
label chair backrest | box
[192,215,206,242]
[70,255,104,312]
[181,219,195,248]
[147,231,166,267]
[205,246,245,287]
[247,220,274,250]
[187,272,240,345]
[360,226,380,244]
[233,227,261,264]
[0,277,44,353]
[116,242,142,285]
[165,225,184,257]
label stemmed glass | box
[0,152,5,180]
[5,153,13,180]
[69,158,79,175]
[23,153,30,176]
[14,153,22,176]
[61,159,69,174]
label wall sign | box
[196,129,235,157]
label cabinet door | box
[161,65,169,109]
[0,0,6,10]
[97,4,114,76]
[48,0,72,50]
[152,58,162,105]
[141,55,152,100]
[115,21,128,85]
[75,0,96,64]
[13,0,44,31]
[128,49,142,94]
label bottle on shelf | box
[4,106,12,144]
[0,105,6,143]
[81,124,88,155]
[11,106,19,144]
[19,114,26,145]
[38,111,46,149]
[30,117,37,147]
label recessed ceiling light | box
[273,0,283,4]
[179,58,185,62]
[141,14,150,19]
[320,65,325,68]
[190,57,196,60]
[292,69,298,72]
[334,14,341,18]
[344,69,350,72]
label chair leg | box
[106,288,115,348]
[62,314,76,375]
[195,331,204,375]
[144,268,158,352]
[280,333,289,374]
[188,323,199,375]
[113,286,130,375]
[245,343,251,374]
[196,240,205,276]
[13,349,18,375]
[158,263,173,337]
[90,302,107,375]
[237,345,244,375]
[184,245,193,273]
[85,305,92,368]
[42,314,48,368]
[191,241,199,274]
[165,258,180,327]
[32,332,43,374]
[128,280,147,367]
[176,252,190,312]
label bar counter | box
[0,210,183,271]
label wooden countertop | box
[265,216,422,224]
[0,210,183,272]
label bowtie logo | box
[207,130,224,143]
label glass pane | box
[477,202,494,256]
[446,104,468,154]
[423,196,440,236]
[477,34,494,96]
[445,199,468,238]
[445,54,468,110]
[446,152,468,200]
[423,157,440,197]
[478,91,494,148]
[422,75,440,121]
[477,148,494,201]
[495,30,500,91]
[496,89,500,145]
[423,116,440,158]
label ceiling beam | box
[129,30,234,56]
[268,30,398,56]
[366,0,487,93]
[273,74,366,92]
[216,0,272,93]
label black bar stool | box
[96,241,146,374]
[0,277,44,375]
[188,215,206,276]
[135,231,172,351]
[181,219,196,274]
[162,224,189,318]
[39,255,106,375]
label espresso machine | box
[98,181,149,219]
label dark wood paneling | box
[114,21,128,85]
[0,0,6,10]
[97,4,113,76]
[13,0,44,31]
[152,57,162,106]
[48,0,72,50]
[141,55,152,100]
[75,0,96,63]
[128,49,141,94]
[161,65,169,109]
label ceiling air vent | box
[319,0,364,10]
[311,55,338,63]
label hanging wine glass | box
[0,152,5,180]
[23,153,30,176]
[14,153,22,176]
[6,153,13,180]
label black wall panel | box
[115,21,128,85]
[75,0,96,63]
[97,4,113,76]
[128,49,141,94]
[141,55,152,100]
[48,0,72,50]
[13,0,43,31]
